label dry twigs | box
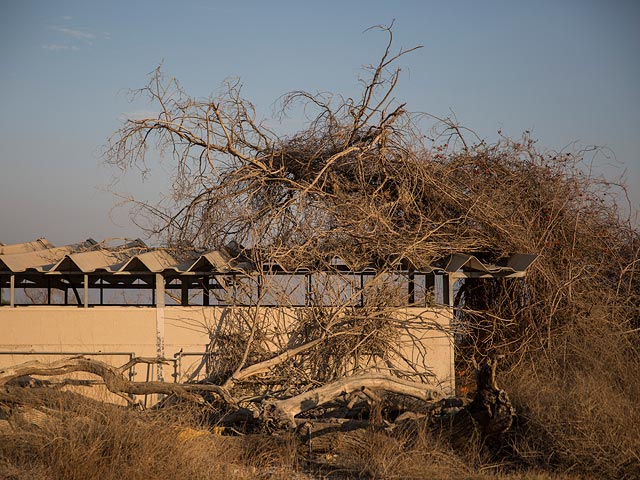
[103,24,640,477]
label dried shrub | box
[104,24,640,478]
[502,318,640,479]
[322,424,488,480]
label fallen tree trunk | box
[0,354,513,449]
[290,356,515,452]
[264,374,443,429]
[0,356,236,406]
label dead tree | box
[263,373,443,429]
[99,25,640,476]
[104,23,638,379]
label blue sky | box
[1,0,638,246]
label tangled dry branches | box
[106,25,639,365]
[104,27,640,476]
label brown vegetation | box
[0,389,303,480]
[0,386,552,480]
[2,25,639,478]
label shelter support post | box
[202,275,209,306]
[305,273,312,306]
[441,273,454,307]
[10,274,15,307]
[408,271,415,306]
[181,277,188,306]
[448,275,455,307]
[441,272,457,395]
[257,274,262,302]
[425,273,435,305]
[83,274,89,308]
[155,273,165,382]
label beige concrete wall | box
[0,306,160,401]
[394,307,454,392]
[0,305,454,397]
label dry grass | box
[0,390,305,480]
[1,386,626,479]
[321,427,481,479]
[502,319,640,480]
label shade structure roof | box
[185,250,237,273]
[0,238,54,255]
[0,246,76,273]
[444,253,537,277]
[0,238,537,277]
[116,250,179,273]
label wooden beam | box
[449,271,526,279]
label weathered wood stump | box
[395,355,515,450]
[296,356,515,453]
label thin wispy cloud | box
[44,24,107,52]
[42,44,79,51]
[51,25,96,41]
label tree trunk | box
[264,373,443,429]
[0,356,236,406]
[426,356,514,449]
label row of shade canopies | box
[0,237,537,277]
[0,238,254,275]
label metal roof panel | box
[186,250,233,272]
[0,246,74,272]
[117,250,179,273]
[505,253,538,272]
[50,250,128,273]
[0,238,55,256]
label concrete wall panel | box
[0,305,454,398]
